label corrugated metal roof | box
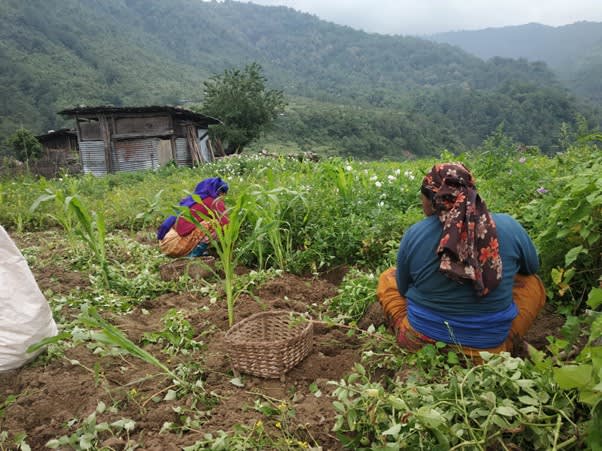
[58,105,221,126]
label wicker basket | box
[225,311,313,378]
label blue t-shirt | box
[396,213,539,347]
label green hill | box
[0,0,598,158]
[430,21,602,105]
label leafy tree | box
[5,127,42,163]
[199,63,286,154]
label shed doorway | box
[158,139,173,166]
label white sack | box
[0,226,58,372]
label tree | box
[198,63,286,154]
[5,127,42,163]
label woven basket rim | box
[224,310,312,346]
[225,310,314,378]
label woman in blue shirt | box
[377,162,545,357]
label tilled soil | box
[0,235,565,450]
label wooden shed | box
[59,106,220,176]
[34,128,81,177]
[36,128,79,154]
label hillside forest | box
[1,0,601,160]
[431,21,602,105]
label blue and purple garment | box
[157,177,229,240]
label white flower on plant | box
[404,170,415,180]
[387,175,396,182]
[394,169,401,175]
[375,181,382,188]
[370,175,378,181]
[345,165,353,172]
[377,201,384,207]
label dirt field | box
[0,235,566,450]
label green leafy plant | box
[5,127,42,166]
[131,189,164,231]
[183,396,316,450]
[78,307,212,405]
[142,308,204,356]
[0,431,31,451]
[330,354,579,450]
[551,294,602,449]
[45,402,137,450]
[327,269,378,323]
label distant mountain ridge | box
[0,0,598,158]
[429,21,602,104]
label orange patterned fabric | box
[159,227,205,258]
[376,267,545,357]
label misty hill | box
[0,0,597,159]
[430,22,602,104]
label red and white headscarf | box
[422,163,502,297]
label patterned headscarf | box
[157,177,229,240]
[422,163,502,297]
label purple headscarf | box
[157,177,229,240]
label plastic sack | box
[0,226,58,372]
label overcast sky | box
[247,0,602,35]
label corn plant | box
[247,186,307,271]
[5,184,35,232]
[321,160,355,202]
[66,195,111,288]
[80,307,174,377]
[30,188,78,244]
[182,190,252,327]
[80,308,208,397]
[31,191,110,286]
